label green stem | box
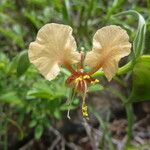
[107,89,134,149]
[117,61,133,75]
[147,0,150,8]
[4,121,8,150]
[124,103,134,149]
[92,55,149,78]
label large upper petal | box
[28,23,80,80]
[85,25,131,81]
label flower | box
[29,23,80,80]
[85,25,131,81]
[28,23,131,118]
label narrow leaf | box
[35,125,43,139]
[17,51,30,76]
[115,10,146,58]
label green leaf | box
[27,90,53,99]
[0,92,22,105]
[60,98,79,111]
[0,13,15,24]
[63,0,72,24]
[17,51,30,76]
[130,55,150,102]
[144,24,150,54]
[115,10,146,58]
[105,0,125,21]
[29,120,37,128]
[88,84,104,92]
[34,125,43,139]
[125,146,137,150]
[54,109,61,119]
[27,80,67,100]
[7,56,18,75]
[24,10,42,29]
[0,27,24,48]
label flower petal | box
[28,23,80,80]
[85,25,131,81]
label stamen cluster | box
[66,71,99,93]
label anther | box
[91,79,99,84]
[82,105,88,117]
[75,76,82,83]
[95,79,99,83]
[83,75,90,79]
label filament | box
[81,80,89,119]
[66,88,76,119]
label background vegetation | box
[0,0,150,150]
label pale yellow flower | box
[85,25,131,81]
[28,23,80,80]
[28,23,131,118]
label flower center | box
[66,71,99,119]
[66,71,99,93]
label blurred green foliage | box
[131,55,150,101]
[0,0,150,149]
[0,51,79,140]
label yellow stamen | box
[82,104,88,117]
[91,79,99,84]
[75,76,82,83]
[95,79,99,83]
[91,81,94,84]
[83,75,90,79]
[81,81,89,119]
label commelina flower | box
[28,23,131,119]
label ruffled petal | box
[85,25,131,81]
[28,23,80,80]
